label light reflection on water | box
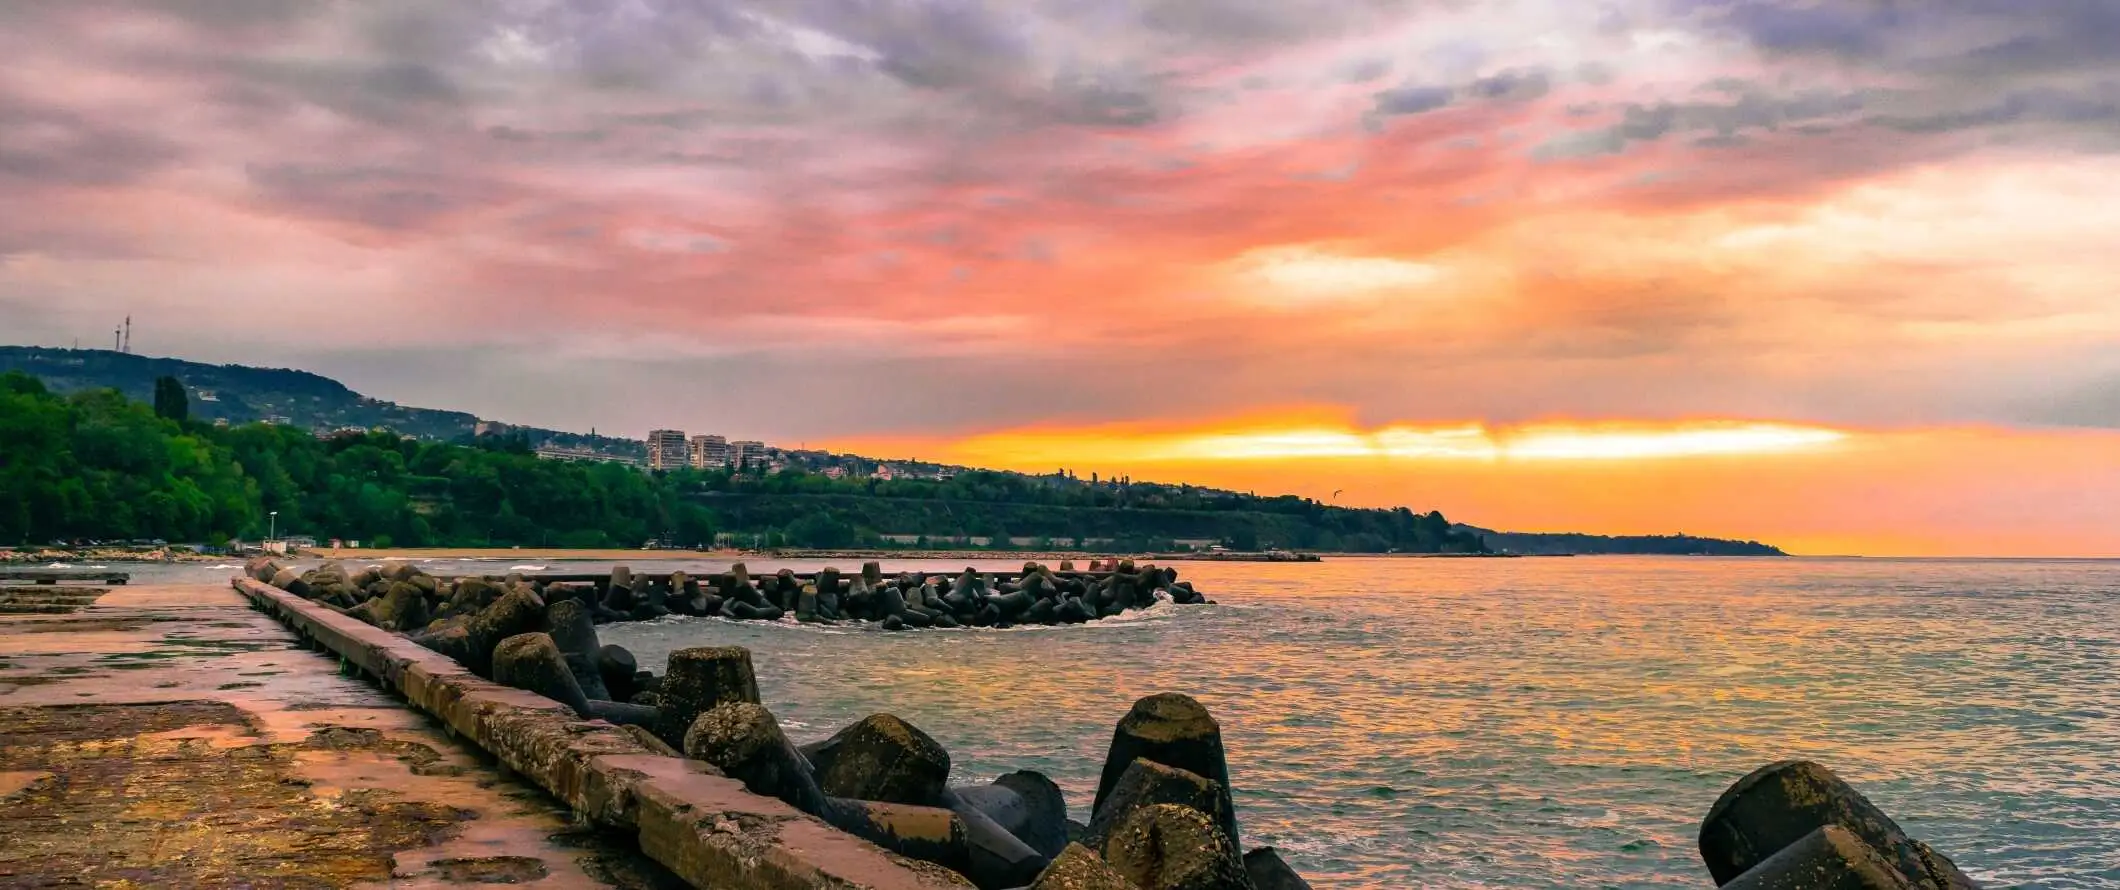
[170,556,2120,888]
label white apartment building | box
[647,429,689,471]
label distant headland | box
[0,346,1784,557]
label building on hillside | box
[535,446,642,467]
[822,465,847,479]
[647,429,689,471]
[730,440,764,471]
[690,434,730,469]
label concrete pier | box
[0,583,679,887]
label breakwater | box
[235,559,1309,889]
[285,558,1209,631]
[235,557,2001,889]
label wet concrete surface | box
[0,584,687,889]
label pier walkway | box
[0,583,680,888]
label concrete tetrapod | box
[1029,843,1135,890]
[1244,848,1314,890]
[1082,759,1232,853]
[1723,825,1916,890]
[807,713,954,806]
[1700,761,1979,889]
[1093,693,1241,852]
[491,632,592,717]
[1101,803,1249,890]
[946,770,1072,860]
[653,646,761,751]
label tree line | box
[0,372,1493,552]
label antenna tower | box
[122,316,132,354]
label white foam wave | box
[44,562,72,569]
[208,564,245,570]
[509,565,548,571]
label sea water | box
[157,555,2119,887]
[598,556,2120,889]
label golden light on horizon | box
[921,416,1852,466]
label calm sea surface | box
[145,555,2119,888]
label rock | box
[1243,848,1313,890]
[948,770,1072,859]
[491,632,590,716]
[242,556,275,581]
[597,644,639,702]
[654,646,761,751]
[408,573,438,597]
[1094,693,1239,852]
[1700,761,1969,889]
[797,584,820,622]
[683,702,827,814]
[882,615,907,631]
[631,690,662,707]
[409,587,543,677]
[1102,803,1248,890]
[1031,843,1133,890]
[348,566,380,588]
[863,561,884,588]
[1724,825,1916,890]
[808,713,953,805]
[382,562,421,583]
[540,599,609,700]
[1084,759,1232,853]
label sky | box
[2,1,2117,556]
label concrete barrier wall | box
[232,577,972,890]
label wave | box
[44,562,72,569]
[509,565,549,571]
[208,564,245,570]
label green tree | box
[152,376,189,423]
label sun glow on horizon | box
[900,417,1853,467]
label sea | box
[135,555,2119,888]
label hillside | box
[0,347,1788,555]
[1462,528,1785,556]
[0,347,643,456]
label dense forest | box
[0,373,1496,553]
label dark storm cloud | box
[0,94,184,186]
[1535,84,1871,159]
[243,164,514,230]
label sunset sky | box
[3,2,2117,555]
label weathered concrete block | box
[1030,843,1133,890]
[947,770,1071,859]
[1084,759,1231,853]
[1093,693,1240,851]
[1102,803,1248,890]
[654,646,761,751]
[598,644,638,702]
[808,713,953,805]
[684,701,829,815]
[1701,761,1974,889]
[541,599,609,700]
[1724,825,1916,890]
[492,632,590,716]
[1244,847,1314,890]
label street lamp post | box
[269,511,278,543]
